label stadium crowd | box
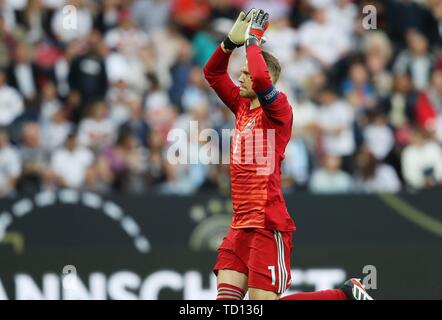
[0,0,442,196]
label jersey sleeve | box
[203,45,246,115]
[246,44,292,125]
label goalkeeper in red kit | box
[203,9,374,300]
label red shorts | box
[214,227,293,294]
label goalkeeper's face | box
[239,63,257,99]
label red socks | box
[281,289,348,300]
[216,283,246,300]
[216,284,347,300]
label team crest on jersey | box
[243,118,256,133]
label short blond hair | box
[262,50,281,84]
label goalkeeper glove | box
[245,9,269,47]
[222,9,256,51]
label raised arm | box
[203,10,255,115]
[245,10,291,123]
[246,43,276,103]
[203,45,244,115]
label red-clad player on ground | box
[203,9,373,300]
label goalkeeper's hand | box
[222,9,256,51]
[245,9,269,46]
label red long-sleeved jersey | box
[204,44,295,232]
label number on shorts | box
[268,265,276,286]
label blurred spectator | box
[83,158,113,194]
[120,96,150,147]
[145,129,169,189]
[298,4,351,67]
[171,0,212,38]
[169,38,194,110]
[160,111,209,195]
[7,41,39,104]
[342,59,376,114]
[429,0,442,44]
[50,133,94,189]
[40,108,72,151]
[309,154,353,194]
[380,72,417,129]
[387,0,436,47]
[291,89,319,151]
[61,89,82,124]
[132,0,171,34]
[210,0,239,20]
[160,159,207,195]
[105,8,155,93]
[77,101,115,150]
[282,133,310,191]
[182,66,210,112]
[436,112,442,144]
[16,0,48,44]
[362,31,394,98]
[289,0,314,28]
[192,21,219,68]
[401,128,442,189]
[41,0,65,10]
[105,7,149,57]
[0,15,23,69]
[144,73,176,134]
[301,66,328,100]
[393,30,433,91]
[34,41,60,82]
[326,0,357,36]
[0,0,17,32]
[105,49,139,92]
[106,79,139,127]
[363,111,395,161]
[17,122,53,193]
[415,68,442,141]
[138,44,168,92]
[95,0,120,34]
[0,129,21,196]
[263,15,298,66]
[243,0,292,21]
[316,86,356,171]
[200,162,230,194]
[68,34,108,105]
[53,40,82,97]
[150,23,186,80]
[284,45,319,89]
[0,69,24,126]
[40,81,62,123]
[41,104,73,151]
[354,147,401,193]
[100,128,147,192]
